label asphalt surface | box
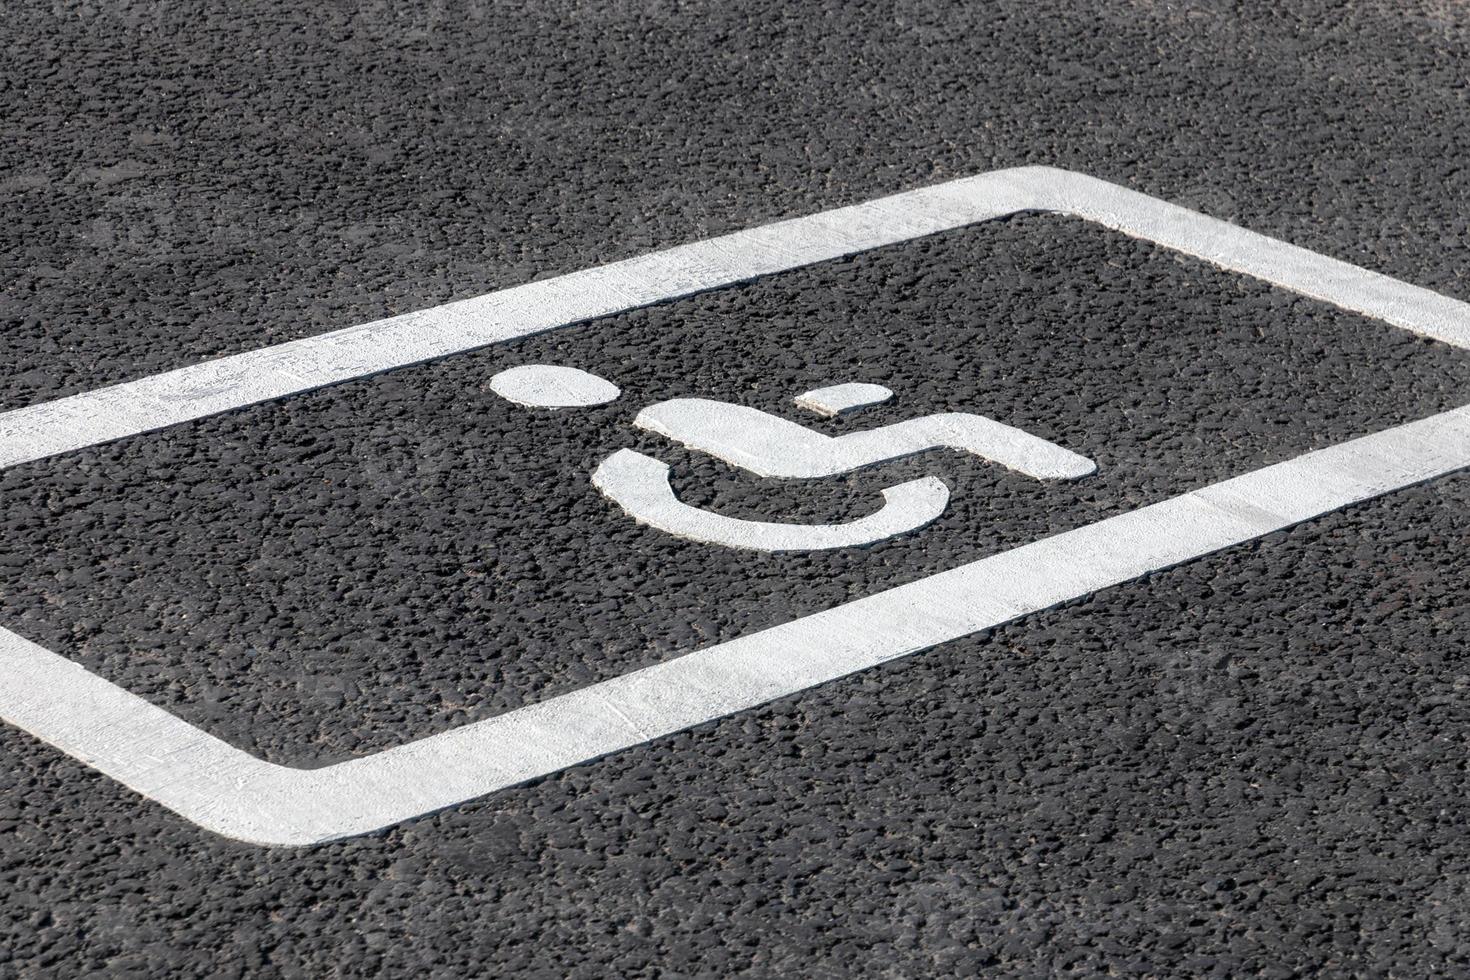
[3,1,1470,976]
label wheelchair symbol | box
[491,364,1095,551]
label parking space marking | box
[1,167,1466,470]
[1,168,1468,845]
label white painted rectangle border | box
[1,167,1468,845]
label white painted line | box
[634,397,1096,480]
[591,449,950,550]
[487,364,621,409]
[1,167,1468,845]
[2,167,1466,468]
[794,382,894,416]
[4,408,1469,845]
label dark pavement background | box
[3,1,1470,976]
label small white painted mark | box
[488,364,620,409]
[591,448,949,550]
[794,382,894,416]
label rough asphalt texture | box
[3,1,1470,976]
[4,216,1470,767]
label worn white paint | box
[488,364,620,408]
[794,382,894,416]
[1,167,1468,845]
[591,448,950,550]
[634,398,1096,480]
